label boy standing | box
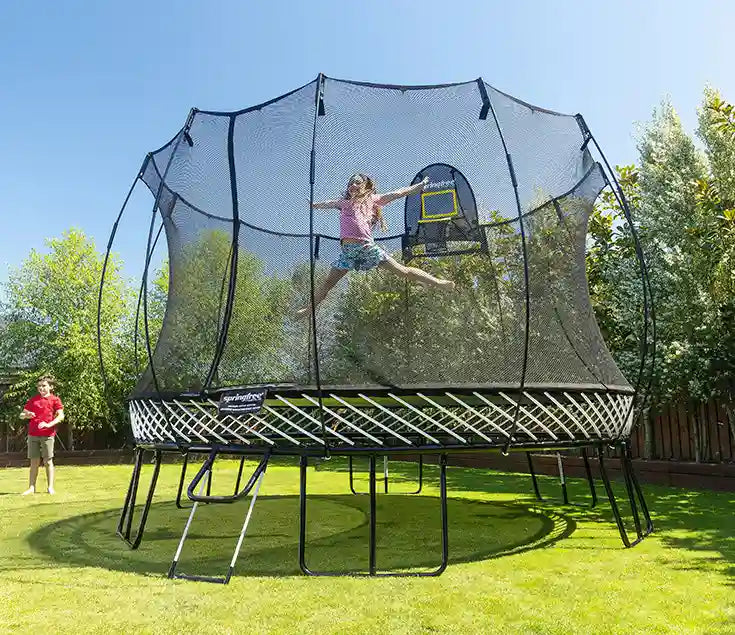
[19,376,64,495]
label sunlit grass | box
[0,458,733,634]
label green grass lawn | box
[0,457,734,634]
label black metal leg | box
[369,455,377,575]
[526,452,543,501]
[582,448,597,508]
[117,447,143,541]
[298,455,313,575]
[408,455,424,495]
[300,453,448,577]
[624,450,654,537]
[620,443,643,539]
[176,452,190,509]
[117,448,162,550]
[597,443,653,548]
[348,455,360,495]
[234,456,246,494]
[597,445,632,547]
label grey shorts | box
[28,436,54,460]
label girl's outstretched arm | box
[311,199,343,209]
[375,177,429,205]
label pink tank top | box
[338,194,379,242]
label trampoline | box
[100,74,654,583]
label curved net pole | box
[478,79,532,454]
[581,119,657,431]
[97,160,148,430]
[141,110,197,445]
[203,113,239,391]
[133,221,164,376]
[308,73,330,458]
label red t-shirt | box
[25,394,64,437]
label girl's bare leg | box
[379,257,456,290]
[296,267,349,318]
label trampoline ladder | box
[526,449,597,508]
[348,454,423,495]
[167,448,271,584]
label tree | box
[0,229,137,440]
[138,229,294,394]
[695,89,735,438]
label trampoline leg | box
[598,443,653,548]
[582,448,597,508]
[435,453,449,576]
[408,455,424,495]
[117,448,162,550]
[622,443,653,540]
[369,455,377,575]
[348,455,360,495]
[597,445,630,546]
[298,455,314,575]
[233,456,246,495]
[526,452,543,501]
[299,453,448,577]
[175,452,190,509]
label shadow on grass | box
[325,457,735,585]
[25,493,574,579]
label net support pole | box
[141,109,197,445]
[308,73,330,458]
[203,112,241,391]
[579,114,656,429]
[477,78,532,454]
[97,157,148,427]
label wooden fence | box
[629,400,734,463]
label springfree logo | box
[425,179,456,191]
[218,388,268,415]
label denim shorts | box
[333,242,388,271]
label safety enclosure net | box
[133,76,630,398]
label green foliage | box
[587,90,735,431]
[0,229,136,432]
[143,229,294,393]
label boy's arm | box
[19,409,34,420]
[311,199,342,209]
[38,409,64,430]
[375,177,429,205]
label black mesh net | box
[133,77,629,397]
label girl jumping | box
[296,173,455,318]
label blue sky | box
[1,0,733,287]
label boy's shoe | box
[47,487,55,495]
[21,487,35,496]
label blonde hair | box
[345,173,387,232]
